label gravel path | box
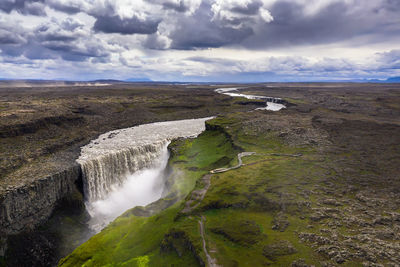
[210,152,255,174]
[199,215,219,267]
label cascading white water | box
[77,117,213,231]
[86,143,170,231]
[79,141,168,201]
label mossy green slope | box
[60,111,385,266]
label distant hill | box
[125,77,152,82]
[386,76,400,83]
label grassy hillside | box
[60,102,400,266]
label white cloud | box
[211,0,273,28]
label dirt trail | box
[199,215,219,267]
[210,152,255,173]
[182,152,255,214]
[181,174,212,213]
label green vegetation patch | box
[209,219,262,247]
[263,240,297,261]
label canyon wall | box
[0,165,82,255]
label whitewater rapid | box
[215,87,286,111]
[77,117,213,231]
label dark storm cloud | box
[162,1,190,12]
[36,19,110,61]
[240,1,348,48]
[2,0,399,51]
[46,1,82,14]
[0,30,25,45]
[0,0,46,16]
[144,34,170,50]
[167,2,254,49]
[382,0,400,11]
[242,0,400,49]
[0,35,21,45]
[93,15,160,35]
[170,24,253,49]
[0,21,27,47]
[0,17,110,62]
[58,45,110,62]
[141,0,400,50]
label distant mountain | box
[386,76,400,83]
[125,77,152,82]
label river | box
[215,87,286,111]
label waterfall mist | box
[86,144,170,232]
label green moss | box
[172,129,238,170]
[209,219,262,247]
[263,240,297,261]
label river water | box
[215,87,286,111]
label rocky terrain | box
[1,82,400,266]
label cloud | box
[241,0,400,49]
[144,33,171,50]
[0,16,110,62]
[376,50,400,70]
[93,15,160,35]
[0,0,399,81]
[0,0,46,16]
[211,0,273,26]
[382,0,400,11]
[0,27,26,45]
[164,1,272,50]
[46,0,83,14]
[146,0,202,13]
[61,17,84,31]
[36,18,110,61]
[162,1,191,12]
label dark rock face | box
[5,231,58,267]
[0,115,85,138]
[0,165,83,256]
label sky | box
[0,0,399,82]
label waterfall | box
[86,143,171,231]
[79,141,168,202]
[76,117,214,228]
